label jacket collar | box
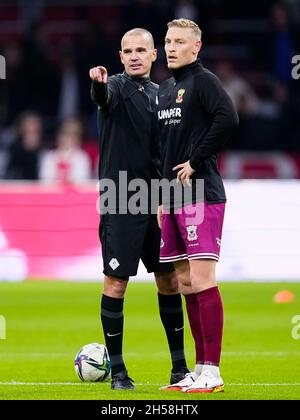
[172,59,203,82]
[123,71,151,85]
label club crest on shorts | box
[160,239,165,248]
[176,89,185,103]
[187,225,198,241]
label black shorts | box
[99,213,174,278]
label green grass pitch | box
[0,281,300,400]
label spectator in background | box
[40,123,91,183]
[215,61,259,116]
[20,21,57,116]
[174,0,198,21]
[77,24,108,117]
[59,116,84,140]
[267,3,297,84]
[5,112,43,180]
[236,80,289,151]
[272,80,294,146]
[215,61,294,151]
[2,21,57,123]
[289,81,300,151]
[1,43,27,125]
[59,116,98,176]
[78,19,123,116]
[19,0,45,30]
[57,43,80,121]
[124,0,161,38]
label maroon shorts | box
[159,202,225,263]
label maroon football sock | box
[184,293,205,364]
[196,286,223,366]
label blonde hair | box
[167,19,202,40]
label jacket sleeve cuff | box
[189,156,201,171]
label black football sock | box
[158,293,187,372]
[101,294,126,376]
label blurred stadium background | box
[0,0,300,282]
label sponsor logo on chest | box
[158,107,182,126]
[158,107,182,120]
[158,88,188,126]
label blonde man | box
[158,19,238,393]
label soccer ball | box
[74,343,111,382]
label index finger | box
[173,164,184,171]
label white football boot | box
[160,371,199,391]
[182,369,224,393]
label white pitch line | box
[223,352,300,356]
[1,382,300,387]
[1,351,300,358]
[228,383,300,387]
[0,382,90,386]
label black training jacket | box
[91,72,160,186]
[157,59,239,205]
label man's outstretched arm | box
[90,66,118,109]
